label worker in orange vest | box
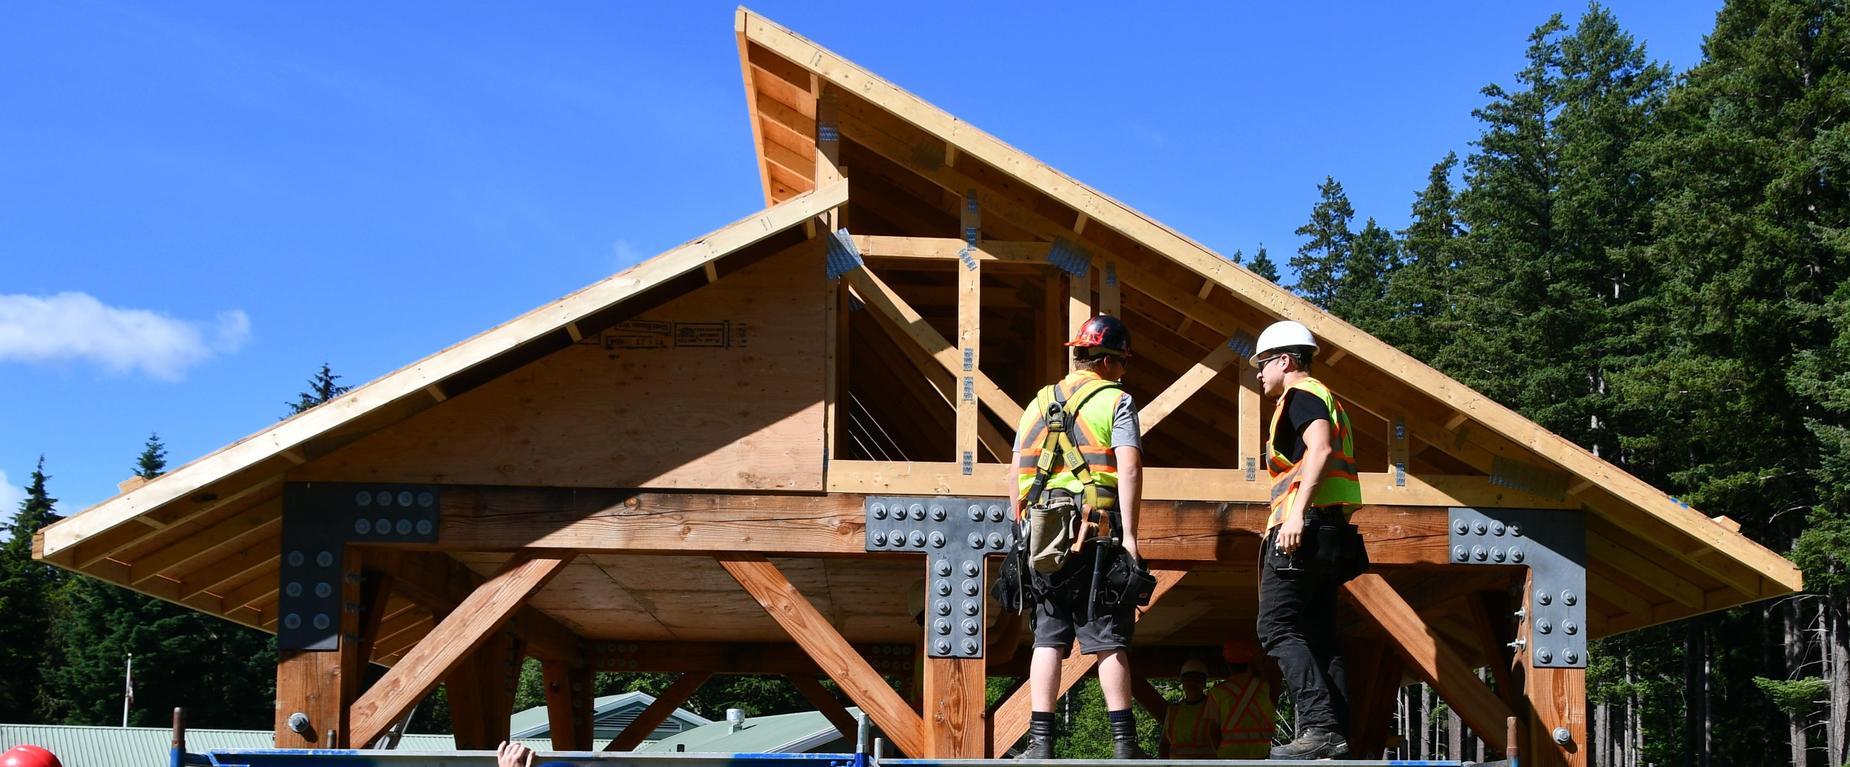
[1208,637,1276,759]
[1160,659,1219,758]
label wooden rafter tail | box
[717,554,926,758]
[348,552,577,749]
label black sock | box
[1031,711,1056,726]
[1107,708,1134,725]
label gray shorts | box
[1029,544,1136,656]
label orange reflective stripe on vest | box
[1163,697,1218,758]
[1209,674,1275,754]
[1013,370,1124,501]
[1264,377,1362,530]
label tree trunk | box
[1626,657,1638,767]
[1449,703,1463,761]
[1418,683,1431,759]
[1686,621,1710,767]
[1785,598,1809,767]
[1828,591,1848,767]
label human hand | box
[1274,513,1305,555]
[496,742,534,767]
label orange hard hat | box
[2,745,63,767]
[1222,637,1260,665]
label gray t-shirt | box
[1014,387,1142,452]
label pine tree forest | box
[2,2,1848,764]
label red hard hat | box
[2,745,63,767]
[1222,637,1260,665]
[1065,314,1131,358]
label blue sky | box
[1,1,1721,516]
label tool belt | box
[1263,506,1370,582]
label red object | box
[1063,314,1131,356]
[2,745,63,767]
[1222,636,1260,665]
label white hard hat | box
[1251,320,1317,365]
[1180,659,1209,677]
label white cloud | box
[0,470,21,513]
[0,292,252,381]
[612,239,645,268]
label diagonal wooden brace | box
[842,264,1024,428]
[718,554,926,757]
[1343,572,1512,753]
[606,672,713,752]
[348,552,576,748]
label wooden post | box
[922,656,986,757]
[1041,272,1065,381]
[1239,370,1262,481]
[1099,259,1120,318]
[1068,267,1091,372]
[541,660,593,751]
[956,238,981,477]
[608,672,713,751]
[718,554,926,757]
[273,545,362,748]
[1524,571,1589,767]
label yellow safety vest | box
[1162,696,1219,758]
[1014,370,1126,505]
[1265,377,1362,530]
[1208,673,1275,759]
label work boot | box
[1269,727,1349,760]
[1109,716,1145,759]
[1019,718,1055,759]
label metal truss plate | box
[865,496,1015,659]
[1449,507,1586,668]
[825,228,862,280]
[279,482,441,651]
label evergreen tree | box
[286,363,352,417]
[1289,177,1355,308]
[1248,245,1281,283]
[0,458,63,720]
[1385,153,1464,362]
[135,433,167,480]
[47,443,278,728]
[1329,217,1401,333]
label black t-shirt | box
[1270,390,1332,463]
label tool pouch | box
[1027,493,1080,573]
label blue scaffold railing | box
[170,709,1511,767]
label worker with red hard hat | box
[1009,314,1148,759]
[2,745,63,767]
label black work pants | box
[1256,509,1350,736]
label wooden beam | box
[1129,675,1169,725]
[1099,259,1121,317]
[542,660,594,751]
[718,554,926,757]
[989,568,1187,754]
[606,672,713,752]
[348,552,576,749]
[1139,336,1242,436]
[1239,373,1262,483]
[790,675,860,740]
[842,264,1023,427]
[374,550,580,663]
[1342,573,1511,753]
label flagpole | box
[122,652,133,727]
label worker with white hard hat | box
[1249,319,1365,760]
[1160,658,1218,758]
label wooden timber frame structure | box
[34,10,1801,766]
